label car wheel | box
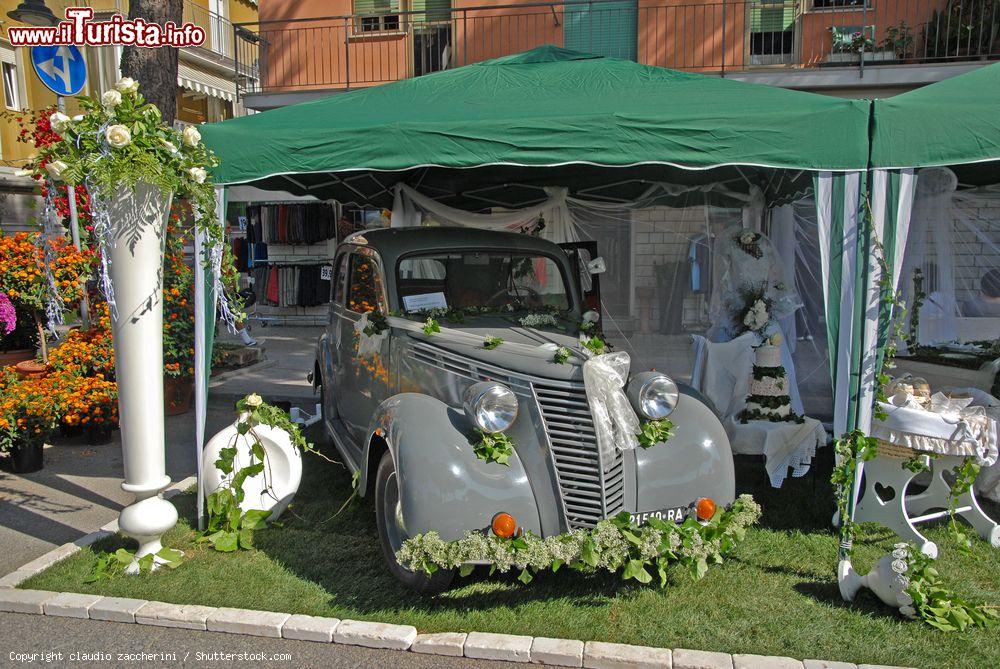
[375,450,454,595]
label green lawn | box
[21,435,1000,668]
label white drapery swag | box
[390,181,762,243]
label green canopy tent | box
[201,46,870,209]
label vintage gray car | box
[313,227,735,591]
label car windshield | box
[397,251,570,314]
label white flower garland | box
[397,494,762,586]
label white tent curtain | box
[899,168,1000,346]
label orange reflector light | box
[491,512,517,538]
[695,497,717,521]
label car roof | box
[342,226,568,267]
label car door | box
[320,252,350,425]
[336,248,391,443]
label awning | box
[178,62,235,103]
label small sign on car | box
[31,45,87,97]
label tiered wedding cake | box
[741,337,801,423]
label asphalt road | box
[0,612,517,669]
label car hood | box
[399,316,587,382]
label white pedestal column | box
[106,183,178,572]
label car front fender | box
[633,389,736,511]
[366,393,542,542]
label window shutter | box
[411,0,452,23]
[353,0,400,16]
[750,1,796,32]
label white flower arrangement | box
[743,299,770,332]
[519,313,558,328]
[24,77,240,324]
[739,230,757,245]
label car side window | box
[346,253,384,314]
[332,254,349,305]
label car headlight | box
[627,372,679,419]
[463,382,519,433]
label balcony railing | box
[233,0,1000,97]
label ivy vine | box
[901,543,997,631]
[831,429,879,558]
[472,430,514,466]
[85,546,183,583]
[636,418,674,449]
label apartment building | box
[235,0,1000,110]
[0,0,258,228]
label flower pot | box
[85,425,114,445]
[164,375,194,416]
[1,440,44,474]
[0,349,34,367]
[14,359,48,379]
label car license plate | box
[629,506,688,525]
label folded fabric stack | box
[740,344,802,423]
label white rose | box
[105,124,131,149]
[187,167,207,184]
[101,89,122,109]
[161,139,179,154]
[182,125,201,147]
[245,393,263,408]
[49,111,70,132]
[891,559,908,574]
[115,77,139,93]
[71,115,83,122]
[44,160,68,181]
[739,230,756,244]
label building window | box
[750,1,796,62]
[2,62,21,110]
[354,0,400,32]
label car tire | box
[375,450,455,595]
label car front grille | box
[533,382,626,530]
[408,342,626,530]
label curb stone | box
[135,601,216,630]
[466,632,533,663]
[88,596,148,623]
[334,619,417,650]
[0,475,916,669]
[584,641,672,669]
[531,637,584,667]
[411,632,467,657]
[206,607,290,638]
[43,592,102,618]
[734,654,804,669]
[281,614,340,642]
[674,649,735,669]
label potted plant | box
[0,368,58,473]
[880,22,914,61]
[163,216,196,415]
[0,232,92,369]
[826,26,895,64]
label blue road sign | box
[31,45,87,97]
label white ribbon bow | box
[582,351,641,461]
